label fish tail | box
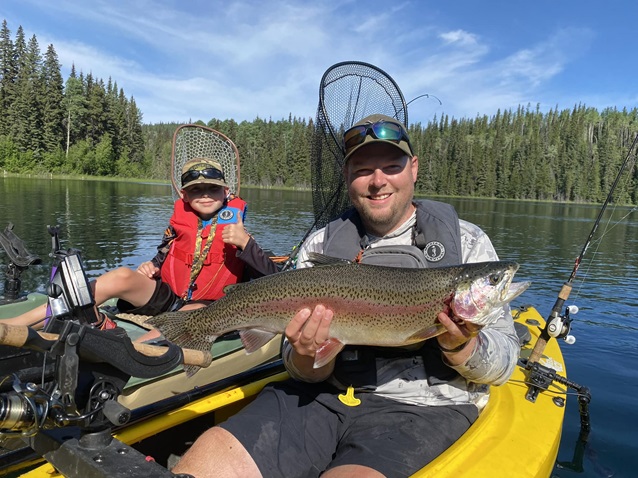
[147,310,216,355]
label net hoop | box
[311,61,408,229]
[170,124,241,200]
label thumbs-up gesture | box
[221,213,250,250]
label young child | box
[3,157,278,330]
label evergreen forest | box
[1,20,637,204]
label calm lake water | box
[1,177,637,477]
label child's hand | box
[137,261,160,278]
[221,214,250,250]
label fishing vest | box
[323,199,462,267]
[322,200,463,390]
[160,197,247,301]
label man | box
[173,115,520,478]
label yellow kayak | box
[7,305,567,478]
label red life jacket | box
[160,197,247,301]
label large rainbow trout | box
[148,255,529,375]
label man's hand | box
[285,305,334,357]
[137,261,160,278]
[436,311,481,364]
[221,214,250,250]
[284,305,335,381]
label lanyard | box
[184,217,216,300]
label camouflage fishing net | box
[171,124,241,200]
[311,61,409,229]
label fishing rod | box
[392,93,442,121]
[527,131,638,365]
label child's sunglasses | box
[181,167,225,187]
[343,120,413,157]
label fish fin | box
[223,282,250,294]
[183,364,200,378]
[239,330,277,353]
[147,311,217,354]
[306,252,352,267]
[406,324,446,342]
[313,338,345,368]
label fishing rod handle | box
[528,282,572,364]
[0,323,213,368]
[528,337,548,364]
[0,322,35,347]
[133,342,212,368]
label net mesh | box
[171,124,241,200]
[311,61,408,229]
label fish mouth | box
[501,280,531,302]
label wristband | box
[439,340,470,354]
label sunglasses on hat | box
[181,167,225,187]
[343,120,413,157]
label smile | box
[369,193,391,200]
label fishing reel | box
[547,304,577,344]
[0,372,129,437]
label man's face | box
[344,142,418,237]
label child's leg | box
[0,303,49,328]
[93,267,158,308]
[1,267,157,329]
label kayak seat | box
[514,321,532,346]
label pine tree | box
[126,96,144,164]
[41,44,64,152]
[63,65,87,156]
[0,20,17,136]
[11,33,43,162]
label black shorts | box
[116,279,181,316]
[219,379,478,478]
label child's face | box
[181,184,228,219]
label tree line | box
[0,20,144,177]
[145,104,638,204]
[1,20,637,204]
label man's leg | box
[322,465,385,478]
[171,427,261,478]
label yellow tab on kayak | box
[338,386,361,407]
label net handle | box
[170,124,241,197]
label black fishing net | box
[310,61,409,229]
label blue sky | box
[1,0,637,125]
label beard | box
[349,189,412,237]
[356,201,398,235]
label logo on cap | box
[424,241,445,262]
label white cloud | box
[439,29,479,47]
[3,1,607,124]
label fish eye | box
[489,273,503,286]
